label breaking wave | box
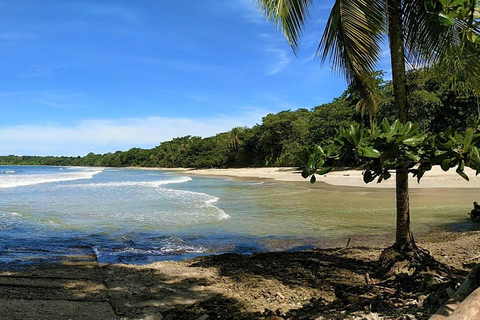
[0,169,103,189]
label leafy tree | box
[258,109,311,166]
[256,0,480,264]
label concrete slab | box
[0,299,116,320]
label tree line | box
[0,69,478,169]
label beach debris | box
[462,253,480,265]
[334,237,352,254]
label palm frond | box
[403,0,480,94]
[256,0,313,54]
[436,36,480,94]
[317,0,386,102]
[402,0,452,66]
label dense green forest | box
[1,69,478,169]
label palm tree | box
[256,0,480,255]
[227,127,244,166]
[227,127,243,151]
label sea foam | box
[76,176,192,189]
[0,169,103,189]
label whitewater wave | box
[0,169,103,189]
[203,196,230,220]
[49,175,229,223]
[76,176,192,188]
[157,187,231,221]
[92,240,207,263]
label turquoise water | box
[0,166,478,265]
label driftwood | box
[430,264,480,320]
[444,286,480,319]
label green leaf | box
[419,163,433,171]
[399,122,412,135]
[313,145,325,157]
[363,170,375,183]
[403,137,424,147]
[438,0,450,6]
[382,171,391,180]
[317,167,333,175]
[466,117,477,127]
[472,146,480,158]
[358,147,381,158]
[456,166,469,181]
[381,118,390,133]
[437,139,453,149]
[467,30,477,43]
[310,174,316,184]
[437,13,455,26]
[417,169,426,182]
[450,0,467,6]
[392,120,401,133]
[405,150,421,162]
[441,158,451,171]
[464,128,474,151]
[296,150,309,164]
[307,157,317,173]
[317,159,325,168]
[301,170,309,179]
[349,124,360,145]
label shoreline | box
[2,230,478,320]
[181,166,480,189]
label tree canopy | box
[1,69,479,170]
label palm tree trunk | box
[387,0,408,123]
[388,0,415,251]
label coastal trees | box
[1,69,480,169]
[256,0,480,260]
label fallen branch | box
[334,238,351,254]
[444,285,480,319]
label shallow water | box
[0,166,478,266]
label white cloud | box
[226,0,265,24]
[0,112,267,156]
[266,49,292,75]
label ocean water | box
[0,166,478,266]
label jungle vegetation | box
[0,69,479,170]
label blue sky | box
[0,0,390,156]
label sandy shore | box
[184,166,480,189]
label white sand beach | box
[185,166,480,189]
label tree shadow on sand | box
[0,247,469,320]
[184,249,466,319]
